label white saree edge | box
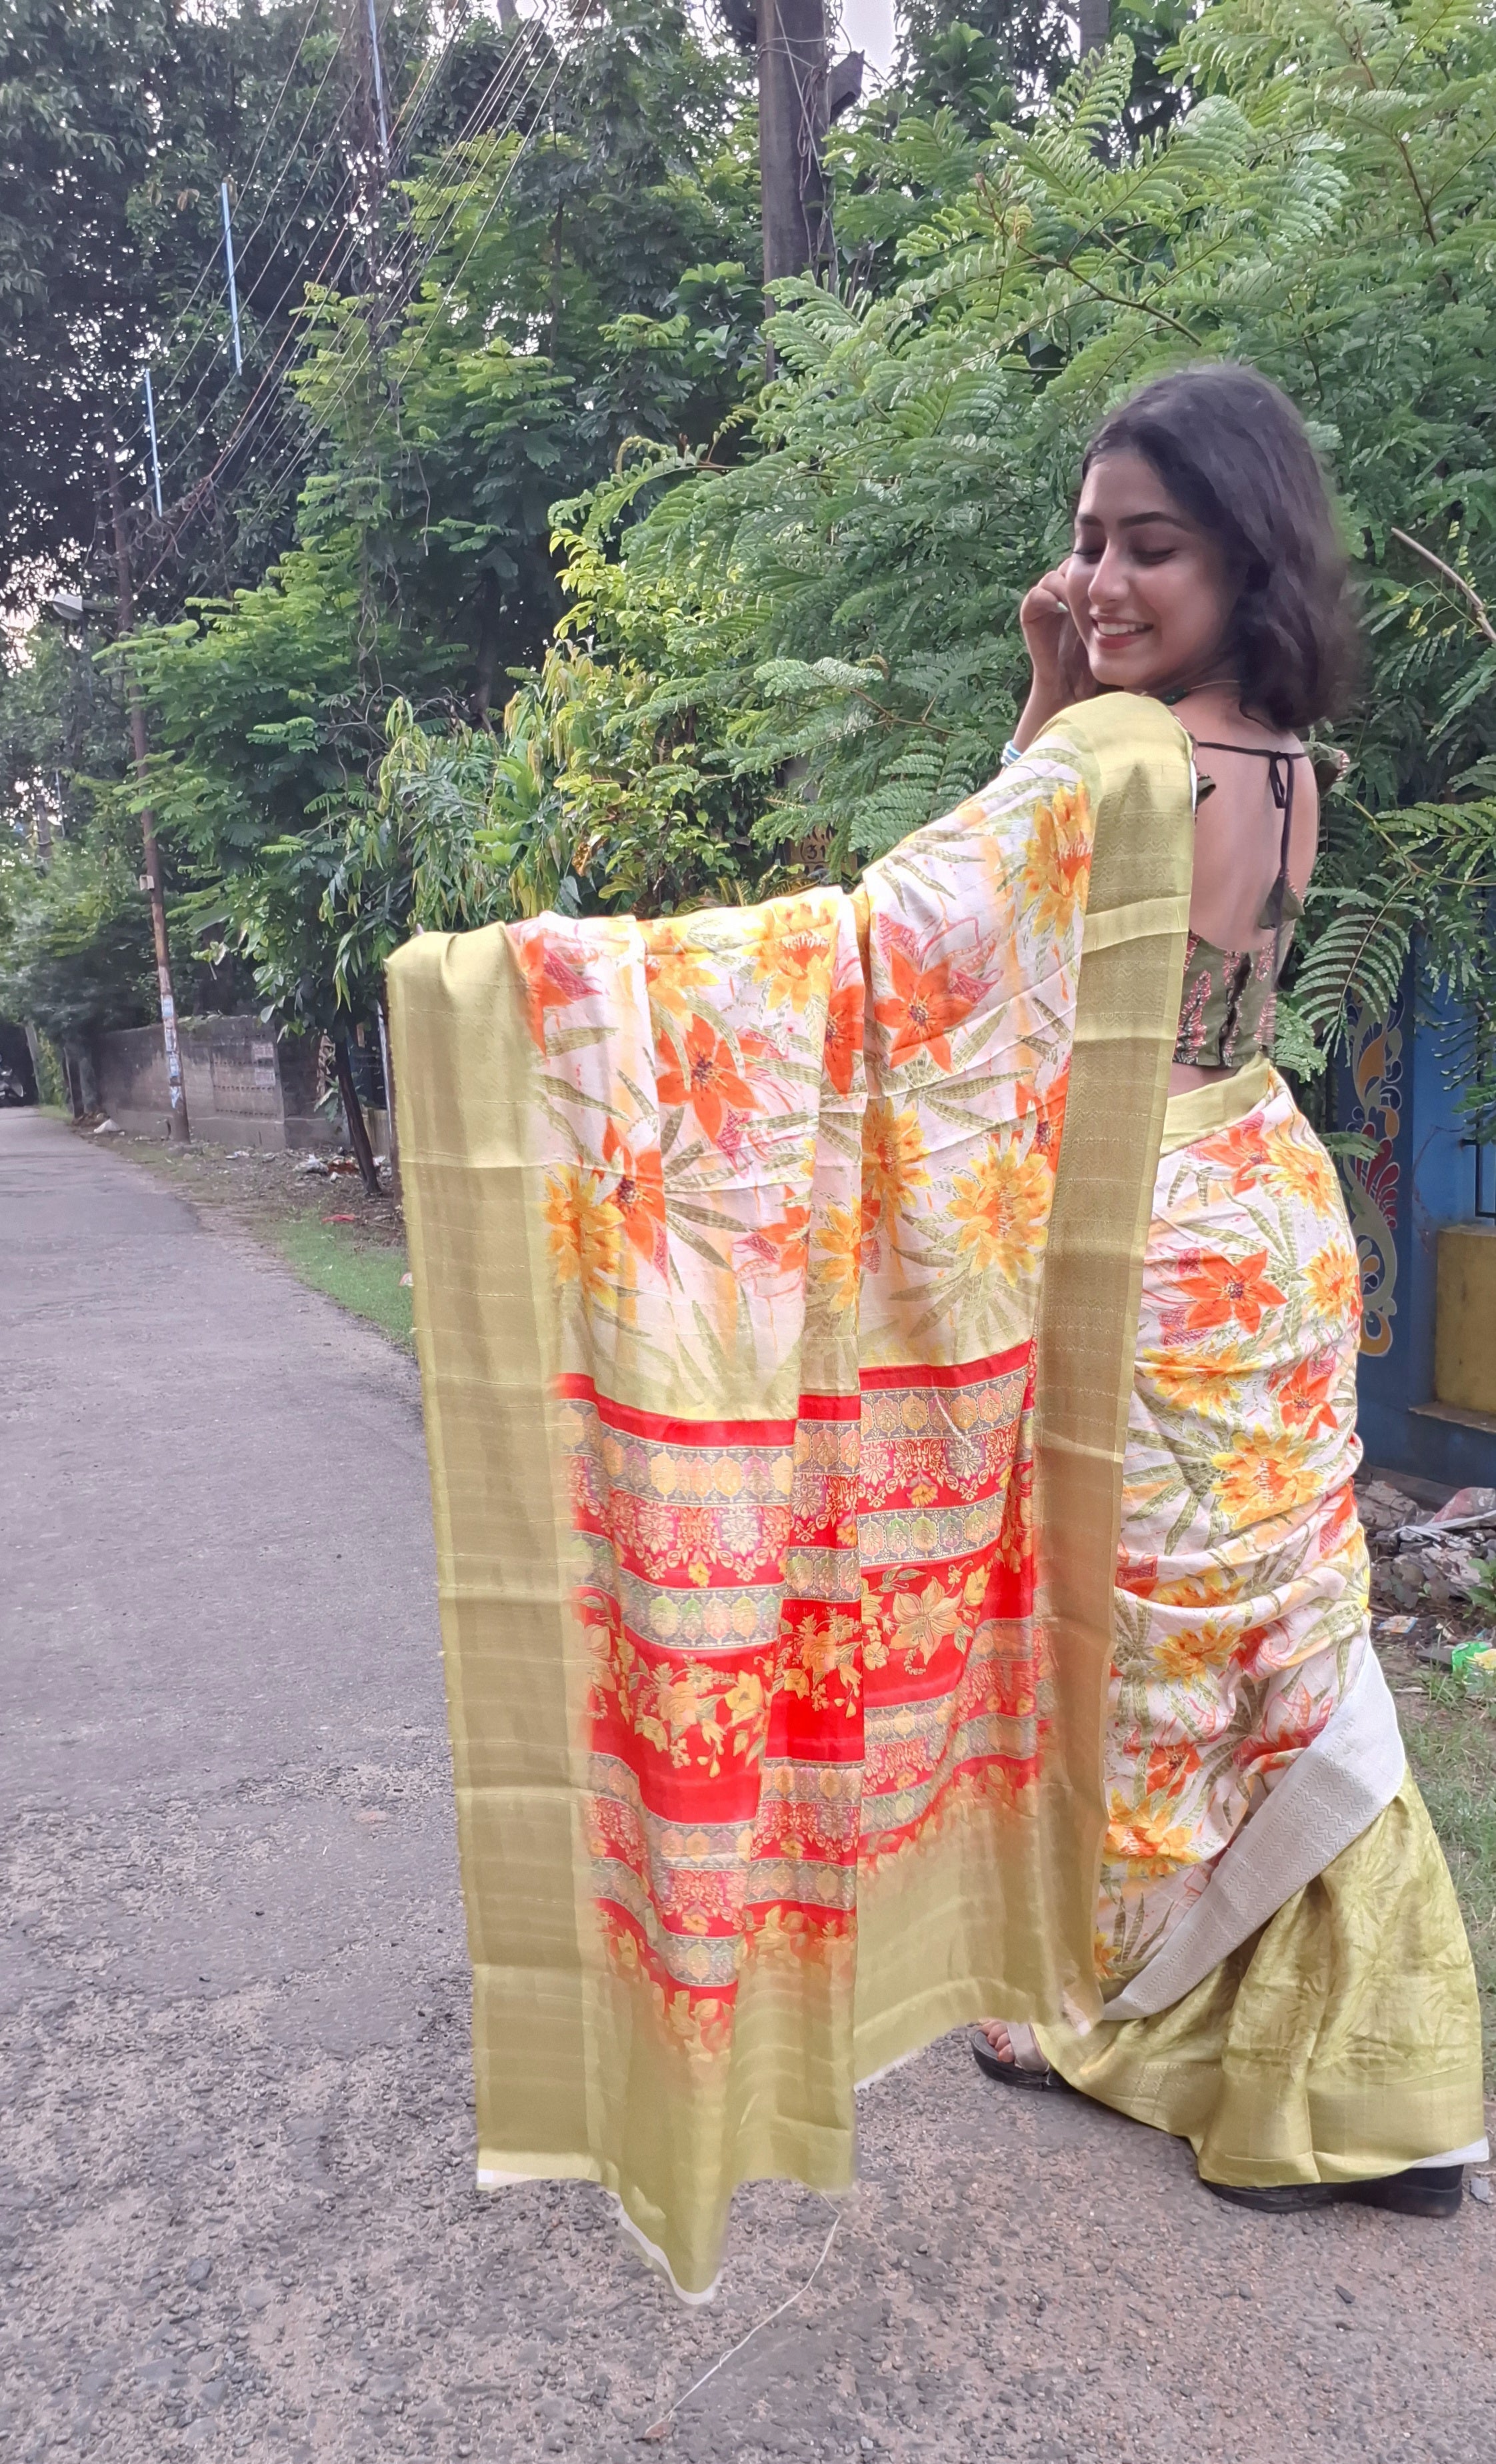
[475,2166,721,2305]
[611,2197,721,2307]
[1409,2140,1489,2169]
[1101,1640,1406,2026]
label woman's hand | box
[1013,561,1097,750]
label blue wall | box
[1337,971,1496,1490]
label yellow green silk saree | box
[388,693,1197,2297]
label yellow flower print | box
[747,901,832,1014]
[722,1670,765,1728]
[1265,1122,1339,1212]
[1149,1619,1239,1681]
[543,1165,622,1301]
[1304,1238,1363,1332]
[811,1202,862,1312]
[890,1578,962,1664]
[1019,784,1093,938]
[643,920,717,1020]
[949,1136,1052,1285]
[1105,1806,1198,1869]
[1210,1427,1321,1525]
[861,1100,931,1232]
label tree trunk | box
[376,990,401,1206]
[333,1033,383,1197]
[1077,0,1111,59]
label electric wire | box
[151,9,497,485]
[138,16,559,581]
[148,0,337,403]
[251,34,564,517]
[211,18,557,501]
[203,28,551,510]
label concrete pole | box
[757,0,830,302]
[108,467,191,1144]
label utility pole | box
[756,0,831,303]
[1077,0,1111,59]
[109,465,191,1144]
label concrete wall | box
[95,1018,336,1150]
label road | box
[2,1106,1491,2464]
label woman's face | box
[1061,448,1237,696]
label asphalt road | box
[3,1107,1492,2464]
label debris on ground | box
[1451,1635,1496,1696]
[293,1153,330,1176]
[92,1116,119,1135]
[1359,1475,1496,1617]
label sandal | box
[969,2022,1068,2091]
[1206,2163,1463,2220]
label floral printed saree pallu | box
[389,694,1195,2299]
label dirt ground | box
[4,1108,1494,2464]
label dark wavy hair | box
[1081,362,1359,732]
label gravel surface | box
[3,1108,1493,2464]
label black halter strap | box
[1191,741,1305,974]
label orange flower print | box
[949,1138,1052,1284]
[1015,1063,1069,1169]
[861,1100,931,1233]
[1270,1347,1341,1437]
[543,1164,621,1302]
[601,1122,666,1277]
[747,902,832,1014]
[655,1016,757,1148]
[1172,1248,1286,1336]
[1195,1114,1270,1198]
[516,934,594,1051]
[1019,784,1093,937]
[822,980,864,1097]
[872,946,980,1072]
[1304,1239,1363,1332]
[811,1202,862,1312]
[1210,1428,1321,1524]
[733,1203,811,1295]
[1265,1121,1339,1211]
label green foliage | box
[0,838,156,1042]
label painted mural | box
[1338,989,1405,1358]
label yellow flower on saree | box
[950,1137,1052,1284]
[1211,1426,1321,1524]
[1019,784,1092,936]
[1305,1238,1363,1328]
[811,1202,863,1312]
[543,1164,623,1299]
[747,901,835,1014]
[861,1099,930,1232]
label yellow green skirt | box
[1038,1770,1486,2183]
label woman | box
[389,362,1483,2303]
[973,361,1486,2218]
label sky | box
[835,0,898,77]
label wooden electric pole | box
[109,466,191,1144]
[757,0,831,301]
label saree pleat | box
[390,696,1195,2295]
[1035,1063,1485,2176]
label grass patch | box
[1405,1676,1496,2067]
[269,1214,413,1350]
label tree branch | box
[1389,527,1496,647]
